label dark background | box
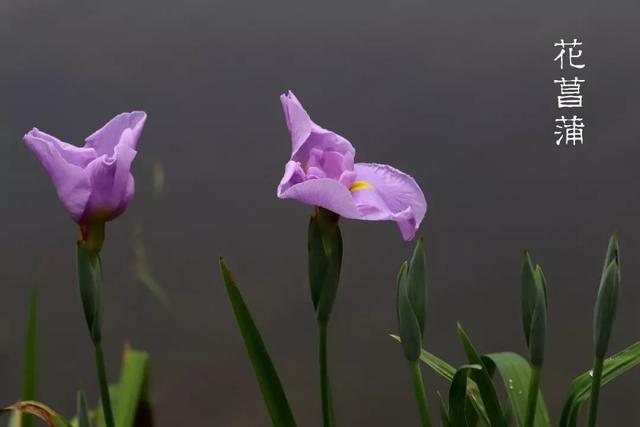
[1,0,639,425]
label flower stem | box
[319,323,335,427]
[525,365,541,427]
[94,341,115,427]
[409,360,431,427]
[587,356,604,427]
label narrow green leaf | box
[220,259,297,427]
[560,341,640,427]
[483,352,550,427]
[464,395,479,427]
[77,392,91,427]
[95,347,152,427]
[437,392,451,427]
[20,287,38,427]
[114,349,150,427]
[449,365,482,427]
[456,324,505,427]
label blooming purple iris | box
[278,91,427,241]
[23,112,147,225]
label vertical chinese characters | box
[554,38,586,146]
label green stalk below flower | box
[409,360,431,427]
[94,341,115,427]
[319,323,335,427]
[524,365,541,427]
[587,356,604,427]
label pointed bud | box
[397,239,428,361]
[308,208,343,325]
[521,252,548,366]
[594,253,620,359]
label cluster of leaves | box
[0,290,152,427]
[220,233,639,427]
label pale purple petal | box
[278,178,362,219]
[278,160,306,195]
[82,144,137,222]
[280,91,312,159]
[293,126,355,164]
[84,111,147,156]
[281,91,355,162]
[23,129,91,222]
[306,148,356,186]
[25,128,96,167]
[351,163,427,240]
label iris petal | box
[23,129,92,222]
[278,178,361,219]
[85,111,147,156]
[351,163,427,240]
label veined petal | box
[84,111,147,156]
[295,127,355,164]
[24,128,96,167]
[23,129,91,222]
[351,163,427,240]
[278,178,361,219]
[83,144,137,222]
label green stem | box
[319,323,335,427]
[94,341,115,427]
[409,360,431,427]
[525,365,541,427]
[587,356,604,427]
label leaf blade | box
[483,352,550,427]
[560,341,640,427]
[220,259,297,427]
[456,324,505,427]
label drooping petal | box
[278,178,362,219]
[23,129,92,222]
[351,163,427,240]
[84,111,147,156]
[82,144,137,222]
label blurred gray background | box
[1,0,639,425]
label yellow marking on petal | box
[349,180,374,192]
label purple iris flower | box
[278,91,426,240]
[23,111,147,225]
